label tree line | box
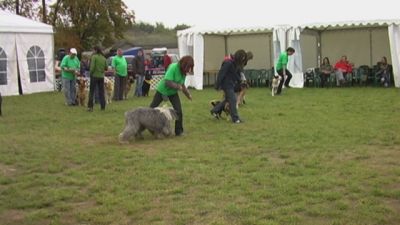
[0,0,190,51]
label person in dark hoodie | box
[210,49,247,123]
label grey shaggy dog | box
[119,106,178,143]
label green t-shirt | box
[156,63,185,96]
[276,52,288,71]
[90,54,107,78]
[112,55,127,77]
[60,55,80,80]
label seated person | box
[320,57,333,88]
[334,55,353,86]
[375,56,392,87]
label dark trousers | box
[276,69,292,94]
[88,77,105,109]
[320,72,330,88]
[113,75,126,101]
[150,91,183,135]
[211,88,239,122]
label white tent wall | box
[0,33,19,96]
[0,10,54,96]
[300,31,319,70]
[204,35,226,71]
[16,33,54,94]
[226,34,273,70]
[321,29,373,66]
[178,26,275,89]
[299,21,400,86]
[388,24,400,87]
[287,27,303,88]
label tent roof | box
[177,25,275,36]
[300,19,400,30]
[0,10,53,34]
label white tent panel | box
[203,35,225,71]
[287,27,303,88]
[300,33,318,70]
[16,33,54,94]
[227,34,273,69]
[321,29,371,67]
[388,25,400,87]
[0,10,53,34]
[0,33,19,96]
[371,28,391,64]
[184,34,204,90]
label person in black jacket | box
[210,49,247,123]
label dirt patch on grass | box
[0,163,17,177]
[0,209,25,224]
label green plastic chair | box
[249,69,261,87]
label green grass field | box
[1,87,400,225]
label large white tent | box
[299,20,400,87]
[178,25,276,89]
[178,20,400,89]
[0,10,54,96]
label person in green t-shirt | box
[276,47,295,95]
[87,46,108,112]
[149,56,194,136]
[112,48,128,101]
[60,48,80,106]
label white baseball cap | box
[70,48,77,54]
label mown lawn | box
[0,87,400,225]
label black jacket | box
[215,59,241,90]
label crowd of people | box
[57,45,393,137]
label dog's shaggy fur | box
[124,76,135,100]
[119,106,178,143]
[76,78,88,106]
[271,75,281,96]
[104,77,114,104]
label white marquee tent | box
[299,20,400,87]
[0,10,54,96]
[178,20,400,89]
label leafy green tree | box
[49,0,134,50]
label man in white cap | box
[60,48,80,106]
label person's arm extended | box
[165,80,192,100]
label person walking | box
[211,49,248,123]
[87,46,107,112]
[149,56,194,136]
[276,47,295,95]
[134,50,145,97]
[112,48,127,101]
[60,48,80,106]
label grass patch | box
[0,87,400,225]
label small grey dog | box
[119,106,177,143]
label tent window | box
[0,47,7,85]
[27,45,46,83]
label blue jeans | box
[62,78,76,105]
[135,75,144,96]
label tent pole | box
[317,31,322,67]
[369,29,373,66]
[224,35,228,56]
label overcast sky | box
[123,0,399,28]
